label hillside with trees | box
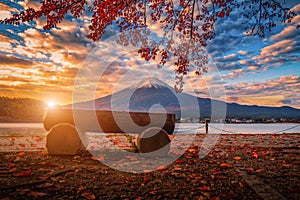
[0,97,46,122]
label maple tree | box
[1,0,297,90]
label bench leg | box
[136,127,171,156]
[46,123,85,155]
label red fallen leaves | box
[143,177,150,183]
[199,186,211,191]
[18,152,26,157]
[35,136,43,142]
[28,191,47,197]
[255,168,266,173]
[19,143,26,147]
[18,169,32,177]
[192,153,199,158]
[289,154,296,157]
[30,143,37,147]
[81,191,96,200]
[219,163,232,169]
[156,166,167,171]
[39,162,57,167]
[36,183,53,188]
[175,159,184,164]
[239,182,245,188]
[8,163,16,168]
[252,151,259,159]
[45,163,57,167]
[233,156,242,161]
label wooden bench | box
[43,107,175,155]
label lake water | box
[0,123,299,135]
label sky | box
[0,0,300,109]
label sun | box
[47,101,56,108]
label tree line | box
[0,96,46,122]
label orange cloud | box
[225,75,300,109]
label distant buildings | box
[177,117,300,123]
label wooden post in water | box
[205,118,210,134]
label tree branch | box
[190,0,196,39]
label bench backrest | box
[43,108,175,134]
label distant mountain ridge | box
[70,77,300,120]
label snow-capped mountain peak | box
[130,77,171,89]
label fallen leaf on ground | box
[18,169,32,177]
[36,183,53,188]
[255,168,266,173]
[239,182,245,188]
[192,153,199,157]
[149,190,157,195]
[28,191,47,197]
[282,163,292,167]
[9,168,17,173]
[234,156,241,161]
[143,177,150,183]
[8,163,16,168]
[156,166,167,171]
[252,152,259,159]
[212,171,221,175]
[45,163,57,167]
[220,163,232,169]
[81,192,96,200]
[175,159,183,164]
[19,143,25,147]
[17,188,30,195]
[18,152,26,157]
[199,186,211,191]
[35,137,43,142]
[173,167,182,171]
[73,155,81,159]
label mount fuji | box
[69,77,300,120]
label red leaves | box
[8,163,16,168]
[81,191,96,200]
[19,143,26,147]
[143,177,150,183]
[175,159,184,164]
[156,165,167,171]
[27,191,47,197]
[252,151,259,159]
[199,186,211,191]
[0,0,296,82]
[18,152,26,157]
[219,163,232,169]
[233,156,242,161]
[18,169,32,177]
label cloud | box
[255,39,300,66]
[0,54,34,68]
[270,26,300,41]
[222,68,245,79]
[238,50,248,55]
[247,66,259,71]
[225,75,300,108]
